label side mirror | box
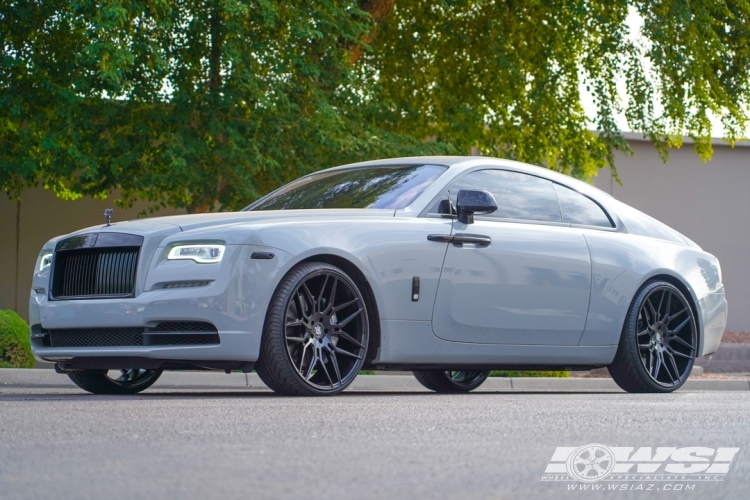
[456,189,498,224]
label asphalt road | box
[1,387,749,500]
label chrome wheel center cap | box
[312,323,325,339]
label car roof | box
[336,156,481,168]
[333,156,614,201]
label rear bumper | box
[698,287,727,357]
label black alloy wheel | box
[256,262,369,396]
[413,370,490,393]
[608,280,697,393]
[67,369,162,395]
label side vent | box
[162,281,211,289]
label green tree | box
[0,0,448,213]
[1,1,748,212]
[367,0,750,180]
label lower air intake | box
[49,328,144,347]
[46,322,220,347]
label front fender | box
[175,217,453,322]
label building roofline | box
[619,131,750,148]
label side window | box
[553,184,613,228]
[443,170,562,223]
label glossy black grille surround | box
[45,322,220,347]
[50,232,144,300]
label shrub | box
[489,370,569,378]
[0,310,34,368]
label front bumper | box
[30,244,294,365]
[30,285,262,363]
[698,287,727,357]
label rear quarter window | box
[615,203,687,245]
[553,184,613,228]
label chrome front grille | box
[51,246,140,299]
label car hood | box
[49,209,393,242]
[39,209,397,254]
[137,209,396,232]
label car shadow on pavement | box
[0,388,626,401]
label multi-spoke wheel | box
[608,280,697,393]
[67,369,162,395]
[413,370,490,393]
[256,262,369,396]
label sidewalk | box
[2,369,749,392]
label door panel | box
[432,220,592,345]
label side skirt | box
[374,320,617,367]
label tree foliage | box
[0,0,447,212]
[368,0,750,179]
[1,0,748,212]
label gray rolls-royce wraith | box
[29,156,727,395]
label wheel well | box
[299,254,381,367]
[643,274,702,354]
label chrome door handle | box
[452,233,491,246]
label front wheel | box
[255,262,370,396]
[608,280,698,393]
[67,369,162,395]
[413,370,490,393]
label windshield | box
[246,164,447,211]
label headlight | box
[167,244,225,264]
[39,252,53,272]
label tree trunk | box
[351,0,396,63]
[190,4,227,214]
[209,6,224,91]
[359,0,396,21]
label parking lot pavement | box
[1,385,749,500]
[3,368,749,391]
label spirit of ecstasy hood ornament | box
[103,208,113,226]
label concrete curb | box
[1,369,749,392]
[695,344,750,373]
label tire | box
[608,280,698,393]
[67,369,162,395]
[413,370,490,393]
[255,262,370,396]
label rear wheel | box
[608,280,697,393]
[413,370,490,393]
[256,262,370,396]
[67,369,162,395]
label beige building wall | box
[595,137,750,332]
[2,138,748,331]
[0,189,184,321]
